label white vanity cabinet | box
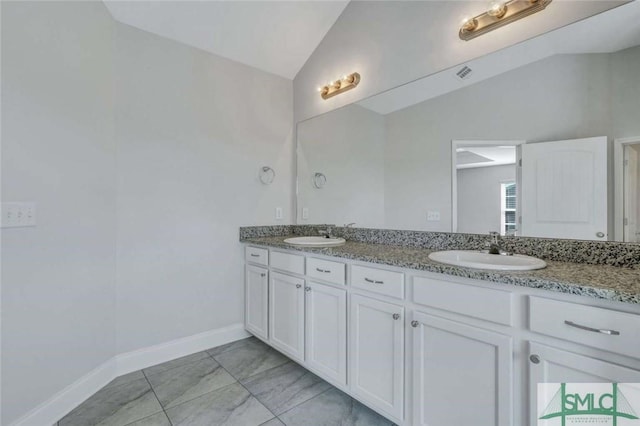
[411,311,513,426]
[305,281,347,385]
[244,264,268,340]
[269,271,305,362]
[243,243,640,426]
[527,342,640,425]
[350,294,405,421]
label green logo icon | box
[539,383,639,426]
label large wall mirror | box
[296,9,640,242]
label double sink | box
[283,236,546,271]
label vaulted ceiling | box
[103,1,349,79]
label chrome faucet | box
[318,226,334,239]
[487,231,513,255]
[344,223,356,228]
[487,231,503,255]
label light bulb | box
[461,17,478,32]
[488,0,507,18]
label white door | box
[269,271,305,362]
[305,281,347,385]
[521,136,608,240]
[412,312,513,426]
[624,144,640,242]
[528,342,640,425]
[245,265,268,340]
[350,294,404,421]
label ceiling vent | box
[454,65,473,81]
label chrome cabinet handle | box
[529,354,540,364]
[564,320,620,336]
[260,273,266,277]
[305,287,311,292]
[296,284,302,289]
[250,254,260,257]
[364,277,384,284]
[392,313,400,320]
[411,320,419,328]
[316,268,331,273]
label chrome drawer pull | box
[250,254,260,257]
[364,277,384,284]
[564,320,620,336]
[316,268,331,273]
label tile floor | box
[56,336,395,426]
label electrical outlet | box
[2,202,37,228]
[302,207,309,220]
[427,211,440,222]
[275,207,283,220]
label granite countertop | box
[241,235,640,305]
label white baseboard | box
[115,323,249,376]
[11,323,249,426]
[11,358,117,426]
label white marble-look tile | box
[279,388,395,426]
[242,361,332,415]
[166,383,274,426]
[147,357,236,408]
[59,378,163,426]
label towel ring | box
[259,166,275,185]
[313,172,327,189]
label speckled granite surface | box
[240,235,640,305]
[240,225,640,268]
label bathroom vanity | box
[241,232,640,426]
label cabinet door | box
[528,342,640,425]
[245,265,268,340]
[305,282,347,385]
[269,272,305,362]
[412,312,513,426]
[350,294,404,421]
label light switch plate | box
[302,207,309,220]
[2,202,37,228]
[427,211,440,221]
[275,207,283,220]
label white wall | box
[293,0,621,122]
[457,165,516,235]
[1,2,116,424]
[114,24,293,354]
[2,2,294,423]
[383,53,612,231]
[611,45,640,139]
[297,104,385,227]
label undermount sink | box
[428,250,546,271]
[284,236,346,247]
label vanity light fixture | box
[459,0,552,41]
[318,72,360,100]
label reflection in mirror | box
[296,14,640,242]
[453,140,522,236]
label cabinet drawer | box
[270,251,305,275]
[413,276,513,326]
[529,297,640,359]
[307,258,345,285]
[245,246,268,266]
[351,265,404,299]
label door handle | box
[564,320,620,336]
